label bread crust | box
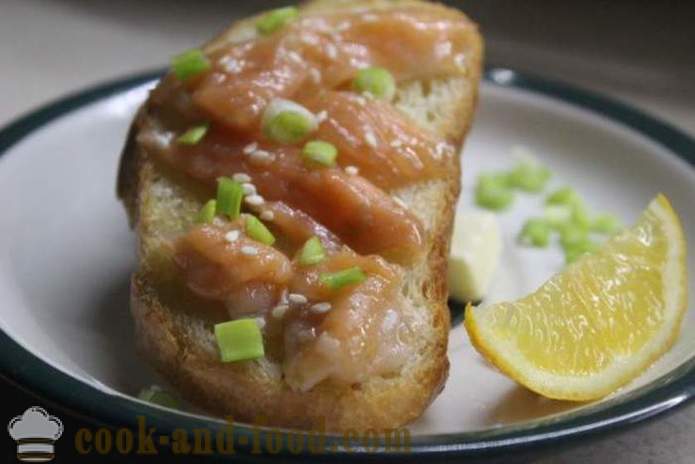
[117,0,482,431]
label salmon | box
[153,2,470,387]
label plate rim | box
[0,67,694,461]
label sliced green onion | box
[214,318,265,363]
[216,177,244,220]
[196,199,217,224]
[563,239,598,264]
[559,224,588,247]
[518,218,551,247]
[256,6,299,35]
[507,161,551,193]
[320,266,366,290]
[298,236,326,266]
[138,386,179,409]
[352,67,396,100]
[570,200,592,229]
[171,48,211,81]
[546,187,580,206]
[543,205,572,228]
[591,213,622,235]
[245,215,275,245]
[475,174,514,211]
[559,223,597,263]
[302,140,337,167]
[262,99,317,145]
[177,124,209,145]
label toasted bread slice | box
[118,0,482,431]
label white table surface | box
[2,1,694,462]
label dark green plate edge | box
[0,67,693,462]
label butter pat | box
[448,211,502,303]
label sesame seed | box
[288,293,308,305]
[362,91,375,100]
[316,110,328,123]
[279,289,289,304]
[435,142,453,158]
[250,149,273,164]
[336,21,350,32]
[354,96,367,106]
[362,13,378,22]
[345,166,359,176]
[390,139,403,148]
[364,131,378,148]
[325,43,338,59]
[300,34,319,46]
[297,329,316,343]
[454,53,467,69]
[233,173,251,183]
[309,68,322,84]
[272,304,289,319]
[224,230,240,243]
[243,142,258,155]
[256,317,266,329]
[147,131,174,150]
[260,210,275,221]
[241,246,258,256]
[245,194,265,206]
[242,183,257,195]
[310,302,332,314]
[394,197,408,209]
[220,56,243,74]
[288,51,303,64]
[436,41,452,58]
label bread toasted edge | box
[117,0,483,431]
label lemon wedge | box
[465,194,688,401]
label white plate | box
[0,69,693,458]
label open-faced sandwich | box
[118,0,482,431]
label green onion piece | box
[171,49,211,81]
[559,224,588,247]
[591,213,622,235]
[571,200,592,230]
[507,161,551,193]
[546,187,580,206]
[214,319,265,363]
[298,236,326,266]
[245,215,275,245]
[196,199,217,224]
[177,124,209,145]
[352,67,396,100]
[543,205,572,229]
[564,239,598,264]
[320,266,366,290]
[262,99,317,145]
[256,6,299,35]
[138,386,179,409]
[519,218,551,247]
[264,111,315,144]
[559,223,597,263]
[216,177,244,220]
[302,140,338,167]
[475,174,514,211]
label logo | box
[8,407,63,462]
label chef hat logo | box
[8,407,63,462]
